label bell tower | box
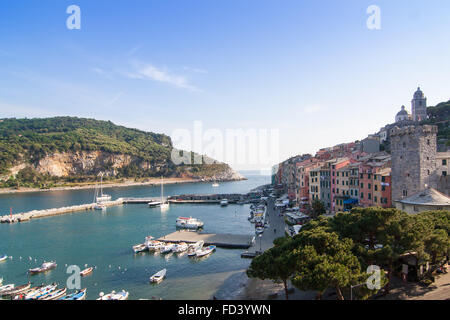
[411,87,427,122]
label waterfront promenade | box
[245,198,286,255]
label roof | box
[397,188,450,206]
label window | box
[361,193,364,199]
[368,183,371,189]
[403,190,408,197]
[427,139,430,146]
[403,142,406,148]
[361,183,364,188]
[360,174,363,179]
[443,171,447,177]
[368,193,372,200]
[374,185,378,191]
[443,159,447,166]
[374,196,377,203]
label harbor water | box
[0,174,269,300]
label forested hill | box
[0,117,243,188]
[424,101,450,150]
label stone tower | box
[390,125,438,201]
[411,87,427,122]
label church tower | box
[411,87,427,122]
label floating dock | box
[157,230,255,249]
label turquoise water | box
[0,174,269,300]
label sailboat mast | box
[161,176,164,202]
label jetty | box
[157,230,254,249]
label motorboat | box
[40,287,67,300]
[80,267,94,277]
[60,288,87,300]
[97,290,129,300]
[160,243,176,254]
[0,254,7,262]
[172,242,188,253]
[132,243,148,254]
[220,199,229,206]
[187,240,204,256]
[176,217,204,229]
[212,182,219,187]
[146,240,165,251]
[29,261,57,274]
[150,269,167,284]
[196,245,216,258]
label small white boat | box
[220,199,229,206]
[172,242,188,253]
[0,277,2,285]
[0,284,14,293]
[212,182,219,187]
[0,254,8,262]
[94,203,106,211]
[188,240,204,257]
[150,269,167,284]
[196,245,216,258]
[29,261,57,274]
[160,243,176,254]
[146,240,165,251]
[40,287,67,300]
[148,201,162,208]
[176,217,204,229]
[132,243,148,253]
[80,267,94,277]
[97,290,129,300]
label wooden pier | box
[157,230,254,249]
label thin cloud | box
[183,66,208,74]
[126,61,201,92]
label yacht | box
[29,261,57,274]
[176,217,204,229]
[220,199,229,206]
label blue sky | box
[1,0,450,170]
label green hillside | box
[0,117,235,188]
[423,101,450,149]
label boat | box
[0,284,14,294]
[29,261,57,274]
[172,242,188,253]
[97,290,129,300]
[196,245,216,258]
[160,243,176,254]
[94,203,106,211]
[148,201,162,208]
[220,199,229,206]
[40,287,67,300]
[95,173,111,203]
[149,269,166,284]
[188,240,204,257]
[176,217,204,229]
[146,240,165,251]
[0,254,8,262]
[0,283,31,297]
[160,176,170,210]
[25,284,57,300]
[13,285,45,300]
[80,267,94,277]
[60,288,87,300]
[212,182,219,187]
[132,243,148,253]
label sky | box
[1,0,450,171]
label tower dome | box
[395,105,409,123]
[414,87,424,99]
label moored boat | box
[220,199,229,206]
[80,267,94,277]
[176,217,204,229]
[0,254,8,262]
[132,243,148,253]
[149,269,166,284]
[29,261,57,274]
[25,284,57,300]
[40,287,67,300]
[172,242,188,253]
[187,240,204,257]
[97,290,129,300]
[160,243,176,254]
[196,245,216,258]
[0,283,31,297]
[0,284,14,294]
[146,240,165,251]
[60,288,87,300]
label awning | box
[343,198,358,205]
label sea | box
[0,173,270,300]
